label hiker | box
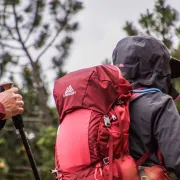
[112,35,180,179]
[0,87,24,120]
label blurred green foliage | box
[123,0,180,112]
[0,0,83,179]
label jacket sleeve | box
[0,102,5,119]
[153,94,180,178]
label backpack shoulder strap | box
[136,151,153,167]
[136,147,164,167]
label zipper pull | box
[112,115,117,120]
[103,115,111,127]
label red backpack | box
[52,65,170,180]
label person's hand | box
[0,87,24,119]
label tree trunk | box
[32,63,53,125]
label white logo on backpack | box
[63,85,76,97]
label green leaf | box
[6,0,20,5]
[123,21,138,36]
[0,0,83,178]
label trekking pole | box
[12,114,41,180]
[0,118,6,131]
[0,83,41,180]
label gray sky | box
[63,0,180,73]
[48,0,180,105]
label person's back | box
[112,35,180,178]
[130,92,179,166]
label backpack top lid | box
[53,65,132,123]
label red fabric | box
[108,135,113,180]
[175,94,180,101]
[56,109,91,172]
[53,64,170,179]
[157,150,164,166]
[143,166,170,180]
[103,156,139,180]
[0,102,5,119]
[53,65,137,179]
[55,166,96,180]
[53,65,132,123]
[100,105,139,180]
[136,151,153,167]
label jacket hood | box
[112,35,180,100]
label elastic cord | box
[132,88,162,94]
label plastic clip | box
[103,115,111,127]
[50,169,58,178]
[103,157,109,165]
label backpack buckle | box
[116,99,124,105]
[103,116,111,127]
[103,157,109,165]
[50,169,61,178]
[111,115,117,120]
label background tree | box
[0,0,83,179]
[102,58,112,65]
[123,0,180,113]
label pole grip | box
[12,114,24,129]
